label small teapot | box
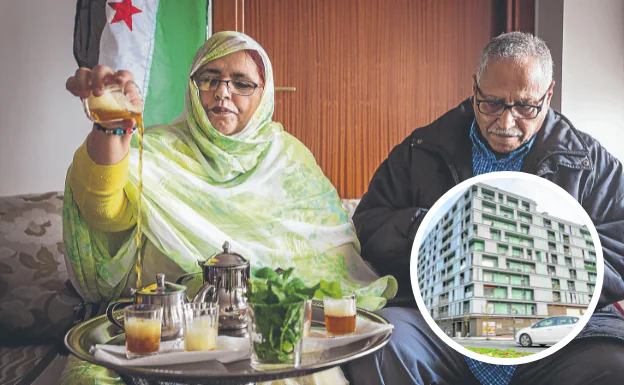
[177,241,250,330]
[106,273,189,341]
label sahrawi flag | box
[73,0,208,127]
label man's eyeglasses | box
[194,75,263,96]
[474,84,548,119]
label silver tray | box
[64,300,392,384]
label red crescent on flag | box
[108,0,142,31]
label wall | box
[0,0,86,196]
[561,0,624,162]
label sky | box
[423,178,589,237]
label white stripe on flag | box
[99,0,160,100]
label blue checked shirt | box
[465,120,536,385]
[470,120,536,176]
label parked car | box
[515,316,579,347]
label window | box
[548,231,556,241]
[568,280,576,291]
[551,254,558,264]
[544,219,552,229]
[469,240,484,252]
[565,257,573,267]
[482,256,498,268]
[585,262,596,271]
[535,251,543,262]
[506,234,520,244]
[498,244,509,254]
[563,234,570,244]
[588,273,597,283]
[552,278,560,289]
[537,318,555,328]
[490,229,501,240]
[549,242,557,251]
[580,229,592,240]
[553,292,561,302]
[500,207,514,219]
[522,202,530,211]
[512,247,522,257]
[482,189,495,201]
[521,224,529,234]
[559,223,565,232]
[548,265,556,276]
[507,260,522,271]
[482,201,496,214]
[518,212,532,223]
[507,198,518,208]
[556,317,574,325]
[569,269,577,279]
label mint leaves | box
[246,267,343,305]
[246,267,343,364]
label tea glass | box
[124,304,163,359]
[82,82,143,125]
[323,293,357,337]
[183,303,219,351]
[247,301,306,370]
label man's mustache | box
[487,127,523,137]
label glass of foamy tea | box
[323,293,357,337]
[82,83,143,125]
[183,303,219,351]
[124,304,163,359]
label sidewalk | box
[453,335,515,341]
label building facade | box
[417,183,597,337]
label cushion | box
[0,192,80,344]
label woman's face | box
[195,51,264,136]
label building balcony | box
[439,297,449,305]
[552,284,561,290]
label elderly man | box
[347,32,624,385]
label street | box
[452,338,549,353]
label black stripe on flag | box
[73,0,109,69]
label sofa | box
[0,191,364,384]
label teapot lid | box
[205,241,248,268]
[136,273,187,296]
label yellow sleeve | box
[69,139,137,232]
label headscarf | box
[63,31,396,310]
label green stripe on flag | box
[144,0,207,127]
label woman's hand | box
[66,66,140,165]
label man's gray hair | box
[476,31,553,86]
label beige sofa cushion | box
[0,192,80,343]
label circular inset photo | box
[410,172,603,365]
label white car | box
[515,316,579,347]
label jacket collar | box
[410,98,592,181]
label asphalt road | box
[452,338,549,353]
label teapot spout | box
[192,284,218,305]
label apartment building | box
[417,183,597,337]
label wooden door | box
[213,0,534,198]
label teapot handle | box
[176,272,201,285]
[105,299,133,330]
[192,284,218,305]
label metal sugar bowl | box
[178,241,251,330]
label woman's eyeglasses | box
[194,75,263,96]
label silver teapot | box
[177,241,250,330]
[106,273,188,341]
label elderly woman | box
[61,32,396,384]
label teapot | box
[106,273,190,341]
[177,241,250,330]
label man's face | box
[473,58,554,153]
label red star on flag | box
[108,0,142,31]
